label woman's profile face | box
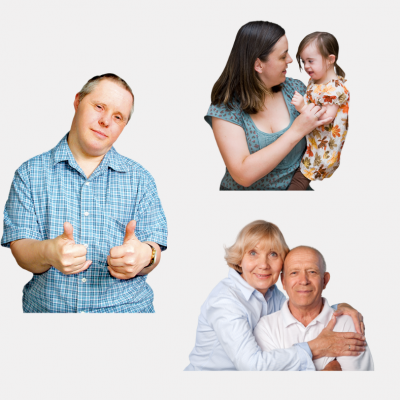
[239,242,283,295]
[256,35,293,89]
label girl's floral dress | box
[300,76,349,181]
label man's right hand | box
[47,222,92,275]
[308,315,366,360]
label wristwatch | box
[144,243,157,268]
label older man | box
[254,246,374,370]
[1,73,167,313]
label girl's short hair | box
[296,32,345,78]
[211,21,286,114]
[224,220,289,273]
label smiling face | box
[300,42,334,84]
[255,35,293,89]
[239,242,284,296]
[282,247,330,310]
[69,79,133,158]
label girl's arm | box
[212,103,333,187]
[323,104,339,120]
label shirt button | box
[82,278,87,283]
[85,182,90,186]
[83,244,88,248]
[84,212,89,216]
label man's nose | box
[299,271,310,284]
[99,114,110,127]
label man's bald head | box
[284,246,326,274]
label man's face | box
[281,248,330,309]
[70,79,133,157]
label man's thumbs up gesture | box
[48,222,92,275]
[107,220,153,280]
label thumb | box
[325,314,337,331]
[123,220,138,243]
[62,222,75,241]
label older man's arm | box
[334,316,374,371]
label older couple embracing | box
[185,220,374,371]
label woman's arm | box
[212,103,333,187]
[207,296,314,371]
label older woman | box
[206,21,333,190]
[184,221,366,371]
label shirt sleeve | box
[206,295,314,371]
[134,174,168,251]
[319,81,349,106]
[1,166,43,248]
[335,316,374,371]
[204,102,244,129]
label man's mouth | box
[91,129,107,138]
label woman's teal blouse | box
[205,77,306,190]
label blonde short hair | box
[224,220,289,273]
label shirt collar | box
[51,133,129,173]
[281,297,331,328]
[228,268,277,302]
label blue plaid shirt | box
[1,134,168,313]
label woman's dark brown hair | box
[211,21,285,114]
[296,32,345,78]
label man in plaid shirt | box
[1,74,168,313]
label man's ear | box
[254,58,264,73]
[322,272,330,290]
[73,93,80,111]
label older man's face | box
[281,248,329,309]
[71,79,133,157]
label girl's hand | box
[291,91,305,113]
[290,103,334,139]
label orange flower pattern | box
[300,76,349,180]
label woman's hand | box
[290,103,334,140]
[335,303,365,334]
[321,359,342,371]
[291,91,306,113]
[308,315,366,360]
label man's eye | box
[115,116,121,120]
[96,105,102,109]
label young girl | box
[288,32,349,190]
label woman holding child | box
[184,220,365,371]
[206,21,348,190]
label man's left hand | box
[107,220,152,279]
[335,303,365,334]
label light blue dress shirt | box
[1,134,168,313]
[185,268,316,371]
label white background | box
[0,0,398,398]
